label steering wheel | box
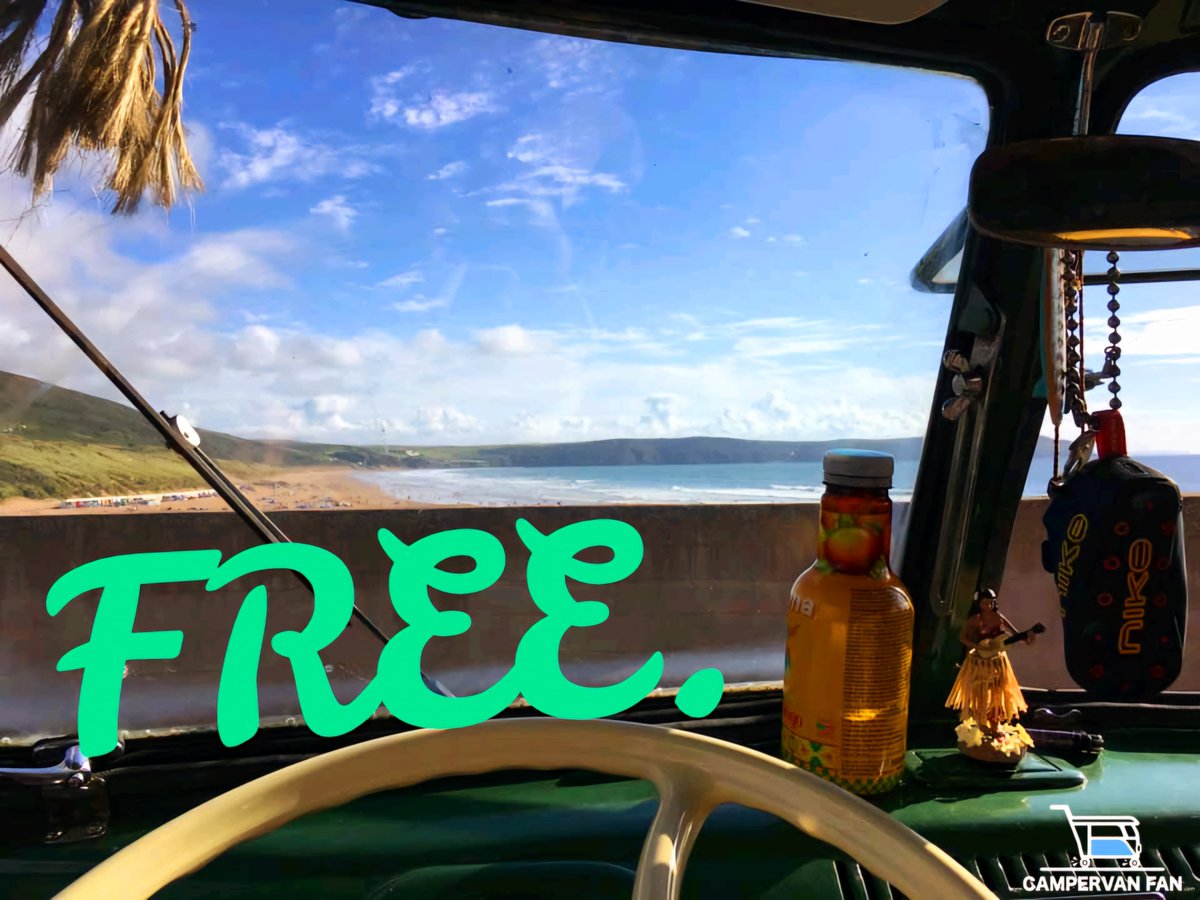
[55,719,996,899]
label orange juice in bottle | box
[781,449,915,795]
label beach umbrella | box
[0,0,203,215]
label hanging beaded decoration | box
[1050,248,1123,488]
[1101,249,1123,411]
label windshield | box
[0,2,989,745]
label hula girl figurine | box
[946,588,1045,764]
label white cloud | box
[298,394,357,431]
[475,324,554,356]
[0,88,955,451]
[486,196,557,228]
[389,265,465,314]
[409,406,482,437]
[368,64,498,129]
[732,336,853,358]
[367,67,424,119]
[406,92,496,128]
[507,164,625,196]
[509,412,593,442]
[5,162,1199,452]
[1122,106,1196,137]
[309,195,358,231]
[0,193,299,408]
[494,133,625,213]
[218,124,379,190]
[232,325,282,370]
[508,133,552,165]
[532,36,619,93]
[782,234,806,244]
[1109,303,1200,359]
[371,79,498,129]
[379,270,423,289]
[427,160,468,180]
[393,295,447,313]
[730,226,751,239]
[716,390,803,435]
[0,240,961,445]
[640,394,682,434]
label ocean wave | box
[358,455,1195,506]
[363,463,879,506]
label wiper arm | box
[0,243,453,699]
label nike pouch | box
[1041,453,1187,700]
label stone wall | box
[1,498,1197,744]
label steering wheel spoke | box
[633,773,717,900]
[54,719,996,900]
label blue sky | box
[0,1,1195,451]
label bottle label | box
[816,510,890,579]
[782,580,913,795]
[839,587,911,779]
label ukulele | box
[975,623,1046,660]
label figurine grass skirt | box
[945,649,1028,726]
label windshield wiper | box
[0,243,453,699]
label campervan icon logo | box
[1020,804,1185,894]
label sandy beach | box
[0,466,424,515]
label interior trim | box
[737,0,949,26]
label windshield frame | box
[7,1,1200,758]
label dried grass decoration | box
[0,0,203,214]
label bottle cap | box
[823,449,894,489]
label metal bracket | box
[161,411,201,448]
[0,744,110,843]
[0,743,91,787]
[1046,11,1141,51]
[940,334,999,421]
[1046,11,1142,135]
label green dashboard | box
[2,692,1198,899]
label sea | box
[364,454,1200,506]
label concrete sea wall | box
[2,498,1198,744]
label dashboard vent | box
[833,844,1200,899]
[1155,845,1200,883]
[832,859,907,899]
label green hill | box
[0,371,403,500]
[0,369,1059,501]
[399,435,931,468]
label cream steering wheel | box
[56,719,996,899]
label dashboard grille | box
[833,843,1200,898]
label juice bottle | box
[781,449,915,795]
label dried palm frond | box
[0,0,203,215]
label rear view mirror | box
[968,135,1200,251]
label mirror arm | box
[1082,267,1200,287]
[910,207,969,294]
[1046,11,1143,136]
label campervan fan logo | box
[1020,805,1185,894]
